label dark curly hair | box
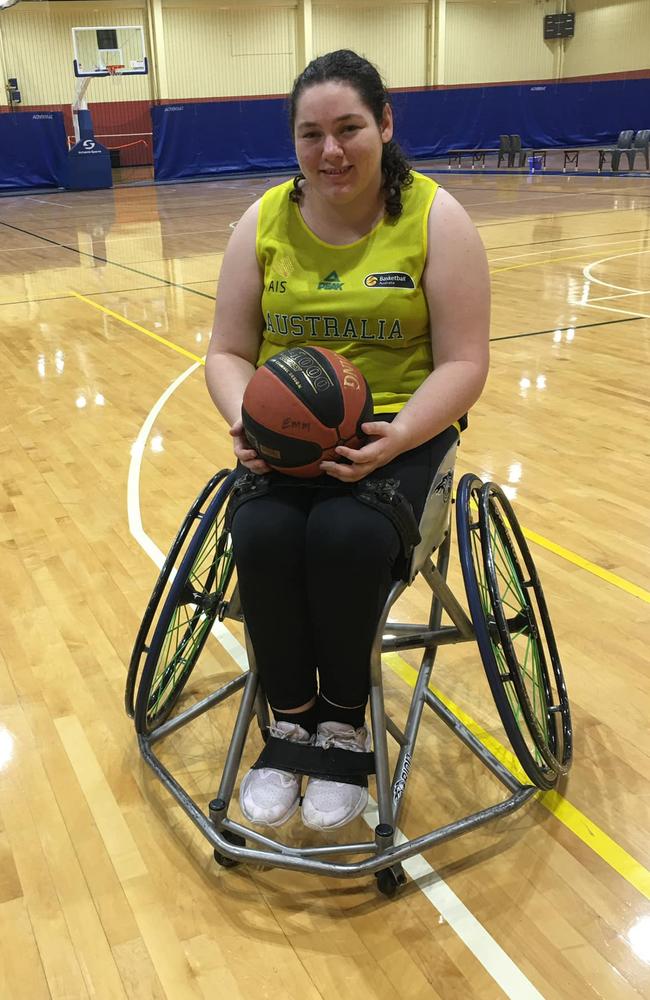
[288,49,412,218]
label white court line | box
[581,249,650,322]
[487,234,648,265]
[583,248,650,294]
[588,290,649,302]
[127,365,545,1000]
[31,198,74,208]
[578,302,650,320]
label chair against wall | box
[627,129,650,170]
[497,134,511,167]
[599,130,635,172]
[509,135,530,168]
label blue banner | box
[0,111,67,190]
[152,77,650,181]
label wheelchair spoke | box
[144,522,234,726]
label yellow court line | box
[70,290,205,365]
[522,527,650,605]
[491,251,613,275]
[383,651,650,901]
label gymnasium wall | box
[563,0,650,78]
[445,2,555,86]
[313,4,429,88]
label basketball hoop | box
[105,64,124,81]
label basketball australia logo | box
[364,272,415,288]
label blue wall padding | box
[391,77,650,157]
[0,111,68,189]
[152,77,650,181]
[152,100,296,181]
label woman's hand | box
[230,418,271,475]
[320,421,411,483]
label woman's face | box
[294,81,393,206]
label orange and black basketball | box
[241,346,374,477]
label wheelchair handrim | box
[134,473,237,735]
[480,484,572,773]
[456,474,558,789]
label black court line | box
[0,218,216,300]
[487,228,650,251]
[477,207,650,228]
[491,315,644,342]
[0,281,203,308]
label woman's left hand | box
[320,421,411,483]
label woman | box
[205,50,490,832]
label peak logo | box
[364,272,415,289]
[317,270,343,291]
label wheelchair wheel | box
[125,470,234,718]
[457,475,572,789]
[134,471,238,736]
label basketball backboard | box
[72,25,148,77]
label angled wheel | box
[457,475,572,789]
[375,866,407,898]
[134,471,238,735]
[125,470,234,718]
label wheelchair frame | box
[128,448,571,897]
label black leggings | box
[230,424,458,719]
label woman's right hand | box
[230,418,271,475]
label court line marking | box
[581,302,650,321]
[588,290,649,302]
[487,235,648,265]
[490,247,634,275]
[127,364,544,1000]
[384,653,650,902]
[583,248,650,294]
[69,291,204,364]
[521,528,650,605]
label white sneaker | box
[301,721,371,831]
[239,721,311,828]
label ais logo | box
[364,272,415,288]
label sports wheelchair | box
[126,433,572,898]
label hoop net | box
[105,65,124,81]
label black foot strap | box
[251,737,375,787]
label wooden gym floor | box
[0,170,649,999]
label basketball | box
[241,346,374,477]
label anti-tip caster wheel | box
[375,866,407,898]
[213,830,246,869]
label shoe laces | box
[269,721,311,744]
[315,722,368,752]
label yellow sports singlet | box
[256,171,439,412]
